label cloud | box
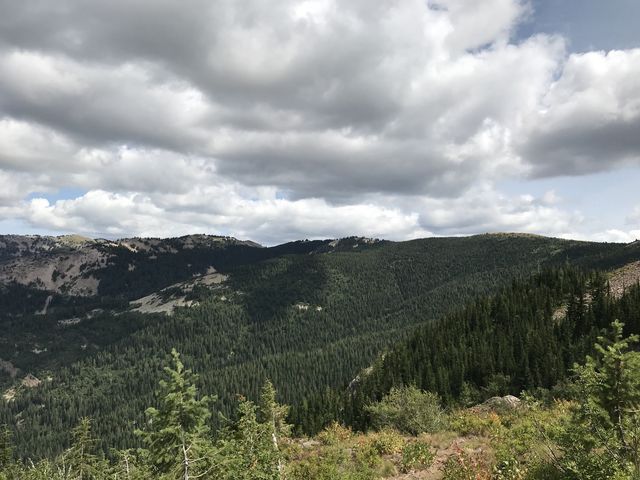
[627,205,640,226]
[0,0,638,241]
[519,49,640,177]
[586,229,640,244]
[21,183,581,245]
[24,188,429,243]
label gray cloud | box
[518,49,640,177]
[0,0,638,242]
[627,206,640,226]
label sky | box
[0,0,639,245]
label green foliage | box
[1,234,639,462]
[136,349,214,479]
[554,321,640,479]
[365,386,447,435]
[63,418,106,480]
[400,439,435,473]
[367,428,404,455]
[492,457,526,480]
[108,449,152,480]
[0,424,12,469]
[317,422,353,446]
[450,410,504,437]
[0,351,295,479]
[348,268,640,431]
[215,398,281,480]
[3,235,639,459]
[286,441,381,480]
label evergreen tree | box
[259,380,291,479]
[557,321,640,478]
[137,349,214,480]
[62,418,106,480]
[0,424,12,470]
[217,398,280,480]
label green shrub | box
[552,321,640,479]
[368,429,404,455]
[400,440,435,473]
[365,386,447,435]
[493,457,526,480]
[449,410,504,437]
[317,422,353,446]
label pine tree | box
[217,397,280,480]
[137,349,215,480]
[558,320,640,478]
[63,418,103,480]
[259,380,291,479]
[0,424,12,469]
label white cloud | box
[0,0,638,241]
[24,188,431,243]
[19,181,584,245]
[519,48,640,176]
[627,205,640,225]
[586,229,640,243]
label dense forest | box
[327,268,640,431]
[0,234,639,466]
[1,294,640,479]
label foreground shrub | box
[365,385,447,435]
[552,321,640,479]
[400,440,435,473]
[318,422,353,446]
[450,410,504,437]
[441,447,491,480]
[367,428,404,455]
[287,441,381,480]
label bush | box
[493,457,526,480]
[449,410,504,437]
[367,428,404,455]
[552,321,640,479]
[317,422,353,446]
[400,440,435,473]
[441,448,491,480]
[365,386,447,435]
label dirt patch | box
[552,304,567,322]
[386,435,490,480]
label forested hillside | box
[334,267,640,431]
[1,263,639,479]
[1,233,639,460]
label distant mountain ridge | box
[0,234,264,297]
[0,234,383,299]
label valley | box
[0,233,639,478]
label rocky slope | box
[0,234,260,297]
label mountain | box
[0,234,264,298]
[1,233,639,457]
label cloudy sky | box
[0,0,639,245]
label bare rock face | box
[0,235,109,296]
[0,233,259,297]
[21,374,41,388]
[483,395,522,411]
